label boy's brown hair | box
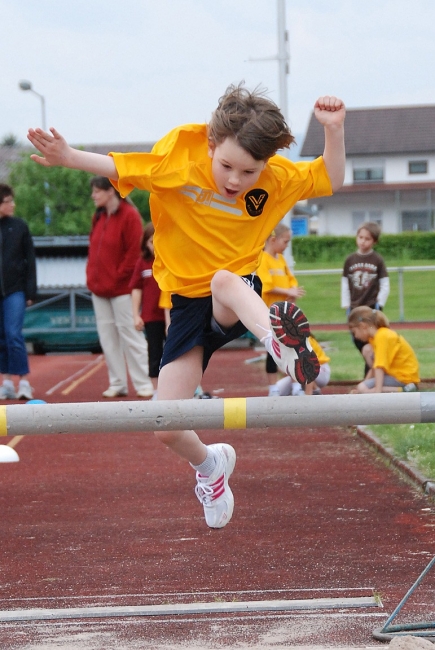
[208,83,294,161]
[357,221,381,243]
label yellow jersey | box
[370,327,420,384]
[257,251,298,307]
[110,124,332,298]
[309,337,330,366]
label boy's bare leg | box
[155,340,237,529]
[152,272,316,528]
[155,346,207,464]
[211,270,319,385]
[211,270,270,338]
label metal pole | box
[36,91,47,131]
[277,0,289,123]
[1,393,434,437]
[275,0,296,270]
[398,268,405,322]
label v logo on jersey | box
[245,188,269,217]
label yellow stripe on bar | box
[0,406,7,436]
[223,398,247,429]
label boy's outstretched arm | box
[314,96,346,192]
[27,127,118,179]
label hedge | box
[292,232,435,263]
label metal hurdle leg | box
[373,556,435,642]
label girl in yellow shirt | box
[348,306,419,393]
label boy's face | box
[0,195,15,218]
[356,228,375,254]
[208,137,266,199]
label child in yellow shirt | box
[27,84,346,529]
[348,306,419,393]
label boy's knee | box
[211,269,233,294]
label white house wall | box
[343,154,435,186]
[315,192,400,236]
[309,153,435,235]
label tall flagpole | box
[249,1,294,268]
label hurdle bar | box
[0,393,434,436]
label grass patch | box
[370,423,435,479]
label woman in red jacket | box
[87,176,153,398]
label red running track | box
[0,348,434,649]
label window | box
[352,211,365,230]
[352,211,383,231]
[408,160,428,174]
[353,167,384,183]
[401,210,433,232]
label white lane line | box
[45,355,104,395]
[0,586,377,604]
[0,597,379,622]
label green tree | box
[8,154,151,235]
[1,133,20,146]
[130,188,151,223]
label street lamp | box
[19,80,47,131]
[19,80,51,232]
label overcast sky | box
[2,0,435,156]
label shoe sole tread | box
[269,301,320,385]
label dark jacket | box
[0,216,37,301]
[86,199,143,298]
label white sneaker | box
[194,443,236,529]
[268,301,320,386]
[0,380,17,400]
[268,385,281,397]
[136,385,154,399]
[102,387,128,398]
[17,380,34,400]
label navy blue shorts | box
[160,274,262,372]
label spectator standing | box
[87,176,153,398]
[257,223,306,396]
[0,184,36,400]
[130,223,166,393]
[341,221,390,376]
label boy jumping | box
[27,84,346,529]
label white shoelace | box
[194,480,215,504]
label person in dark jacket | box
[0,184,36,400]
